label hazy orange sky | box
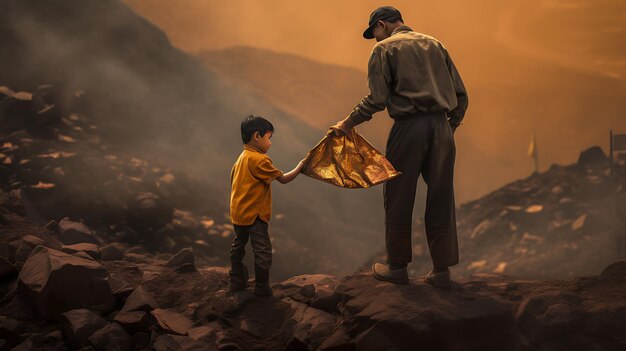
[124,0,625,79]
[123,0,626,201]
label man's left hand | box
[331,117,354,137]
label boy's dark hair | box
[241,115,274,144]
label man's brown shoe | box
[423,269,452,289]
[372,263,409,284]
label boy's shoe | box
[253,266,272,297]
[423,269,452,289]
[228,263,249,292]
[253,283,273,297]
[372,263,409,284]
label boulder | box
[0,256,16,279]
[516,290,586,341]
[120,286,158,313]
[151,308,193,335]
[88,323,133,351]
[0,316,25,349]
[166,248,195,270]
[298,284,316,298]
[100,243,125,261]
[14,235,45,268]
[18,246,115,319]
[284,298,338,350]
[335,271,516,350]
[577,146,608,168]
[153,334,214,351]
[600,259,626,279]
[61,243,100,259]
[310,286,341,314]
[58,218,99,245]
[11,330,65,351]
[113,311,152,334]
[59,309,108,349]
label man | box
[331,6,468,288]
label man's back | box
[376,28,464,117]
[345,25,468,129]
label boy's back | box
[230,144,283,226]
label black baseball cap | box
[363,6,403,39]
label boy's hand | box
[297,158,307,172]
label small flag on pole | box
[528,133,539,173]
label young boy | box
[229,115,306,296]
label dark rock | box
[45,220,58,232]
[187,322,219,341]
[600,259,626,278]
[0,316,25,348]
[335,271,516,350]
[153,334,214,351]
[18,246,115,319]
[113,311,152,334]
[317,328,353,351]
[113,286,136,301]
[280,274,337,288]
[11,330,65,351]
[298,284,316,298]
[151,308,193,335]
[516,290,586,341]
[166,248,195,270]
[14,235,45,268]
[176,262,196,273]
[58,218,99,245]
[100,243,125,261]
[310,286,341,314]
[577,146,608,168]
[125,192,173,232]
[88,323,133,351]
[59,309,108,349]
[120,286,158,313]
[285,298,338,350]
[131,332,151,350]
[0,256,16,279]
[61,243,100,259]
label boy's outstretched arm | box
[276,158,306,184]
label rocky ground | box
[2,85,626,350]
[2,197,626,350]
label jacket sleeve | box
[346,45,391,126]
[251,157,284,184]
[444,47,469,126]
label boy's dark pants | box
[383,112,459,269]
[230,216,272,284]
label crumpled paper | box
[301,129,401,188]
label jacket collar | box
[244,144,264,154]
[391,25,413,36]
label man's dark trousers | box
[383,112,459,268]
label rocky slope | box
[0,0,389,277]
[367,146,626,281]
[2,184,626,350]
